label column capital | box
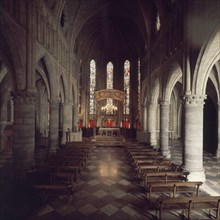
[140,104,147,109]
[148,102,157,111]
[73,103,80,109]
[49,100,59,110]
[183,94,206,105]
[11,90,36,104]
[159,100,170,106]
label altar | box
[98,127,120,137]
[68,131,82,142]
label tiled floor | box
[170,139,220,196]
[0,140,219,220]
[29,148,151,220]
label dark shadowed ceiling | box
[45,0,161,61]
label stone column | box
[216,102,220,158]
[61,103,73,144]
[183,95,206,182]
[12,91,36,173]
[160,101,171,158]
[73,104,79,130]
[148,103,157,146]
[0,101,7,151]
[48,101,59,154]
[142,105,147,132]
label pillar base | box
[150,140,157,146]
[49,147,57,153]
[215,148,220,158]
[161,148,171,158]
[183,167,206,182]
[149,132,157,146]
[61,137,66,145]
[13,160,35,175]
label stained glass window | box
[89,59,96,114]
[107,62,113,89]
[106,62,114,114]
[138,58,141,116]
[124,60,130,114]
[156,12,161,32]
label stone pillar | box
[0,100,7,151]
[61,103,73,144]
[12,91,36,173]
[148,103,157,146]
[216,102,220,158]
[142,105,147,132]
[183,95,206,182]
[49,101,59,154]
[73,104,79,130]
[160,101,171,158]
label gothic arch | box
[36,65,51,100]
[151,77,160,104]
[36,55,57,101]
[163,62,182,102]
[193,26,220,95]
[0,37,18,91]
[141,82,148,106]
[71,78,78,106]
[59,76,65,103]
[208,64,220,102]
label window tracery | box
[124,60,130,115]
[89,59,96,115]
[156,12,161,32]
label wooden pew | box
[142,171,189,187]
[129,151,159,157]
[33,184,74,204]
[131,154,164,165]
[134,159,172,168]
[145,181,203,199]
[155,195,220,220]
[30,164,80,204]
[138,164,181,177]
[128,148,156,153]
[32,164,81,177]
[48,155,86,167]
[59,149,90,159]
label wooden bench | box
[134,159,172,169]
[138,164,181,177]
[131,154,164,164]
[155,196,220,220]
[32,164,81,177]
[145,181,203,199]
[48,155,86,167]
[142,171,189,187]
[130,151,159,157]
[33,184,74,204]
[59,150,90,159]
[128,148,157,154]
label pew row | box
[145,181,203,199]
[141,171,190,187]
[154,196,220,220]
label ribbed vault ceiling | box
[55,0,158,61]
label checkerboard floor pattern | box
[27,142,219,220]
[0,140,219,219]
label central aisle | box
[69,148,149,219]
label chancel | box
[0,0,220,219]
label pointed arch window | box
[156,12,161,32]
[124,60,130,115]
[104,62,114,114]
[107,62,113,89]
[89,59,96,115]
[138,58,141,116]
